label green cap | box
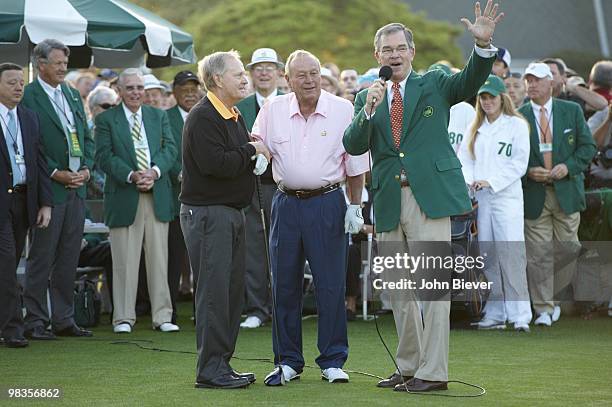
[427,63,452,75]
[478,75,506,96]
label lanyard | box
[534,107,553,143]
[0,112,21,155]
[48,88,75,128]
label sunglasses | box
[505,72,522,79]
[98,103,116,110]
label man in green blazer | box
[235,48,284,329]
[95,68,178,334]
[21,39,94,339]
[166,70,200,322]
[343,1,503,392]
[519,62,596,327]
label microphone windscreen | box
[378,65,393,81]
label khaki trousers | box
[377,187,451,382]
[524,187,580,316]
[110,193,172,327]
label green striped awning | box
[0,0,196,68]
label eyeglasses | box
[98,103,116,110]
[252,66,277,74]
[379,45,410,56]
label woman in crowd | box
[458,75,532,332]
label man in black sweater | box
[180,50,270,390]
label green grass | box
[2,304,612,406]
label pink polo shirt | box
[251,90,369,190]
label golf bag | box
[450,199,488,325]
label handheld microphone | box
[371,65,393,106]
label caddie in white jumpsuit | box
[458,75,532,331]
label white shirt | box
[39,77,82,176]
[0,103,26,184]
[385,76,408,113]
[178,106,189,121]
[449,102,477,153]
[38,77,75,128]
[256,89,278,108]
[530,97,554,142]
[363,75,408,119]
[122,104,161,182]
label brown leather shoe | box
[395,378,448,392]
[377,372,413,388]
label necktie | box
[131,114,148,171]
[390,82,403,149]
[54,88,80,172]
[539,106,553,170]
[5,110,21,185]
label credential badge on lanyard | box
[539,142,552,153]
[68,124,83,157]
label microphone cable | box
[89,80,484,397]
[364,76,486,397]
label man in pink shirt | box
[252,50,369,386]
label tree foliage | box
[183,0,463,73]
[130,0,220,26]
[133,0,465,80]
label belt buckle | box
[295,190,306,199]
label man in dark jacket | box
[0,63,52,348]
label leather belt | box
[278,183,340,199]
[400,180,410,187]
[13,184,27,194]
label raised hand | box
[460,0,504,47]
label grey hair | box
[590,60,612,90]
[31,39,70,70]
[197,50,241,90]
[117,68,144,87]
[285,50,321,76]
[374,23,415,51]
[86,86,118,113]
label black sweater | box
[180,96,256,208]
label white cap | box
[320,67,334,79]
[524,62,553,79]
[246,48,284,69]
[143,74,164,90]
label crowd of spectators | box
[2,37,611,349]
